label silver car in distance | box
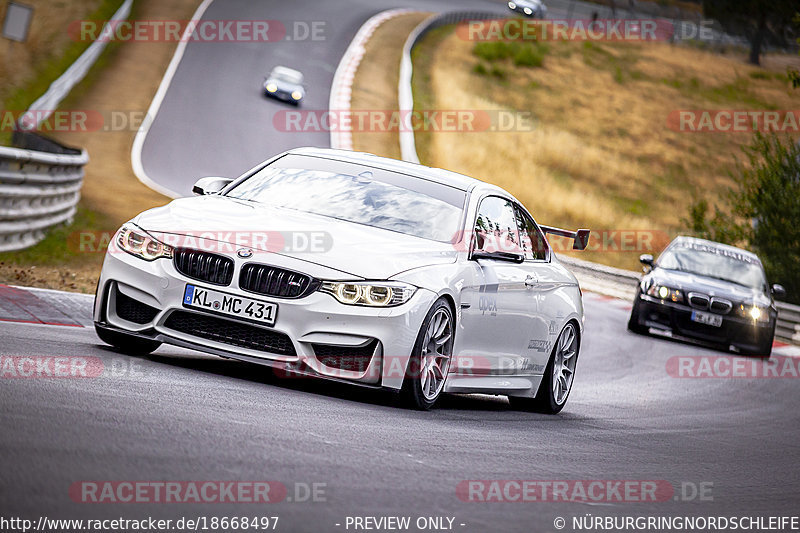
[94,148,589,411]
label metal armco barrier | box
[0,137,88,252]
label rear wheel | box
[95,325,161,356]
[401,299,454,410]
[509,322,579,414]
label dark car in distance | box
[627,236,785,355]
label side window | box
[474,196,522,255]
[514,205,549,261]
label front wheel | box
[627,293,648,335]
[510,322,580,414]
[95,325,161,356]
[401,299,455,410]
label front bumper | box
[94,249,436,390]
[633,294,774,352]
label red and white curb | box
[329,8,416,151]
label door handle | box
[524,275,537,287]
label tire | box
[627,293,648,335]
[95,324,161,356]
[400,299,455,410]
[509,322,580,414]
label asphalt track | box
[1,286,799,531]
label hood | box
[648,268,770,306]
[132,196,458,280]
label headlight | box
[291,90,302,100]
[508,2,517,8]
[524,7,532,14]
[266,83,277,92]
[116,225,173,261]
[647,284,683,303]
[738,304,769,322]
[320,281,416,307]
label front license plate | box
[691,310,722,327]
[183,284,277,327]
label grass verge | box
[0,0,202,293]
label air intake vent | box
[116,290,159,324]
[240,263,318,298]
[173,249,234,286]
[164,311,296,356]
[313,341,378,373]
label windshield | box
[658,244,766,289]
[225,156,466,242]
[272,69,303,85]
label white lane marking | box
[130,0,216,199]
[328,9,416,150]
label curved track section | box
[136,0,508,196]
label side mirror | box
[639,254,654,266]
[771,284,786,298]
[471,250,525,263]
[192,176,232,196]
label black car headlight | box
[647,284,683,303]
[737,304,770,323]
[320,281,416,307]
[116,225,173,261]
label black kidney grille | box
[116,290,159,324]
[313,341,378,373]
[173,249,234,286]
[240,263,317,298]
[164,311,296,356]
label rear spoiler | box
[539,226,591,251]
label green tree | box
[702,0,797,65]
[686,134,800,303]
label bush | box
[685,133,800,303]
[513,45,544,67]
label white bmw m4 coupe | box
[94,148,589,411]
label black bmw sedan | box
[627,236,785,355]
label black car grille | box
[313,341,378,373]
[116,290,159,324]
[173,249,234,286]
[709,298,733,315]
[240,263,318,298]
[164,311,296,356]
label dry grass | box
[413,28,800,270]
[350,12,431,159]
[0,0,202,292]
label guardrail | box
[0,134,88,252]
[1,0,130,252]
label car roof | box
[668,235,761,263]
[284,147,501,194]
[270,66,303,79]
